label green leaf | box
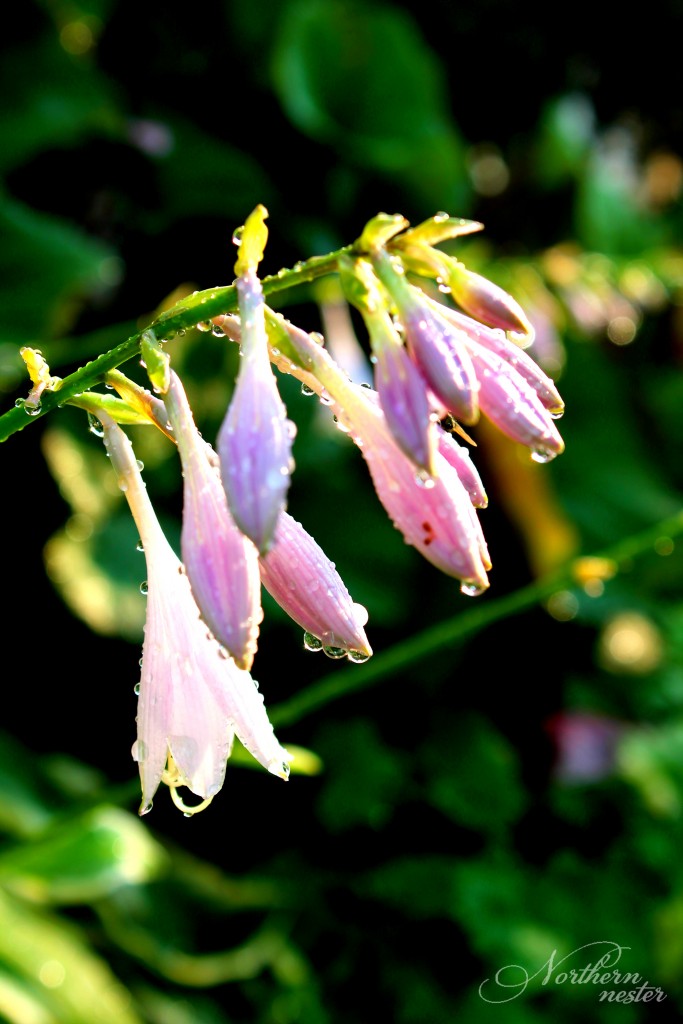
[315,718,407,831]
[0,888,143,1024]
[419,713,527,832]
[0,807,166,904]
[0,33,119,175]
[272,0,470,209]
[0,193,115,343]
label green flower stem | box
[270,509,683,728]
[0,248,348,444]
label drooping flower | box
[259,510,372,661]
[272,320,491,593]
[372,251,480,425]
[163,369,262,670]
[217,209,294,554]
[443,259,534,339]
[99,414,289,815]
[437,423,488,508]
[365,305,436,474]
[434,304,565,461]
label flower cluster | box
[89,208,564,815]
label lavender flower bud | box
[164,370,262,670]
[218,268,295,554]
[259,511,372,662]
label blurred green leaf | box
[272,0,469,209]
[154,118,274,221]
[0,888,142,1024]
[0,33,119,175]
[419,712,526,832]
[0,192,115,343]
[0,806,166,903]
[315,718,408,831]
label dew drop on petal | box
[303,632,323,652]
[347,649,371,664]
[530,448,558,464]
[323,645,347,659]
[134,682,141,695]
[87,413,104,437]
[301,383,315,396]
[140,580,149,595]
[460,581,487,597]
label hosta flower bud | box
[373,253,480,424]
[218,268,294,554]
[164,370,262,670]
[259,511,372,662]
[446,260,534,339]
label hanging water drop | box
[323,645,347,659]
[303,632,323,652]
[530,447,557,464]
[301,383,315,396]
[134,682,141,695]
[211,323,226,337]
[87,413,104,437]
[140,580,149,595]
[460,581,486,597]
[347,649,371,664]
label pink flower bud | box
[447,261,534,338]
[164,370,262,671]
[259,511,372,662]
[218,269,294,554]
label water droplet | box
[212,323,226,337]
[139,801,153,816]
[118,478,128,492]
[415,472,436,489]
[24,402,42,417]
[301,383,315,396]
[309,331,324,346]
[177,328,186,337]
[323,645,347,659]
[136,540,144,552]
[136,459,144,471]
[140,580,149,595]
[87,413,104,437]
[549,409,564,420]
[134,682,141,695]
[460,581,486,597]
[303,632,323,652]
[530,448,558,464]
[196,320,212,333]
[347,649,371,664]
[14,398,25,409]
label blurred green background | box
[2,0,683,1021]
